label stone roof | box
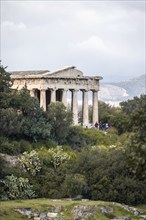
[10,66,82,78]
[11,67,76,76]
[10,66,102,80]
[11,70,49,76]
[47,66,76,75]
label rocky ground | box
[1,198,146,220]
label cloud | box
[1,0,145,82]
[2,21,26,31]
[71,36,107,52]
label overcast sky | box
[1,0,145,82]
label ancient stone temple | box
[11,66,102,126]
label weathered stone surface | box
[72,205,94,220]
[39,212,47,219]
[15,207,33,218]
[100,205,114,214]
[111,218,130,220]
[53,206,63,213]
[15,207,63,220]
[0,153,18,167]
[11,66,102,125]
[14,203,145,220]
[112,202,145,216]
[34,217,41,220]
[47,212,58,218]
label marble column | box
[71,90,78,125]
[50,89,56,103]
[82,90,89,126]
[92,90,98,125]
[40,89,46,111]
[62,89,67,107]
[29,89,35,97]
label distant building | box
[11,66,102,126]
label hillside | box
[99,74,145,106]
[1,199,146,220]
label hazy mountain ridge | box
[99,74,145,106]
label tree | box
[121,95,146,179]
[66,126,87,150]
[0,108,22,137]
[121,94,146,137]
[0,63,21,137]
[0,62,12,93]
[0,63,51,141]
[47,102,73,143]
[0,63,15,109]
[61,173,86,198]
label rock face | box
[0,153,18,167]
[15,207,63,220]
[14,203,145,220]
[72,205,95,219]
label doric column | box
[62,89,67,107]
[71,89,78,125]
[92,90,98,125]
[40,89,46,111]
[29,89,35,97]
[50,89,56,103]
[82,90,89,126]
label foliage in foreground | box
[0,63,146,205]
[1,145,146,205]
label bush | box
[0,175,36,200]
[61,174,86,198]
[0,137,32,155]
[18,150,41,176]
[66,126,87,150]
[83,129,118,146]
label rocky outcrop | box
[72,205,95,219]
[14,203,145,220]
[15,206,63,220]
[0,153,19,167]
[113,202,145,216]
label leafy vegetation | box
[0,175,36,200]
[18,150,41,176]
[0,63,146,206]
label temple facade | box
[11,66,102,126]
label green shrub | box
[66,126,87,150]
[0,175,36,200]
[18,150,41,176]
[0,137,32,155]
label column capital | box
[61,88,68,91]
[70,89,79,92]
[81,89,89,92]
[29,89,35,97]
[50,88,56,91]
[91,89,98,92]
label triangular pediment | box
[42,66,83,78]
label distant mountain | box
[99,74,146,106]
